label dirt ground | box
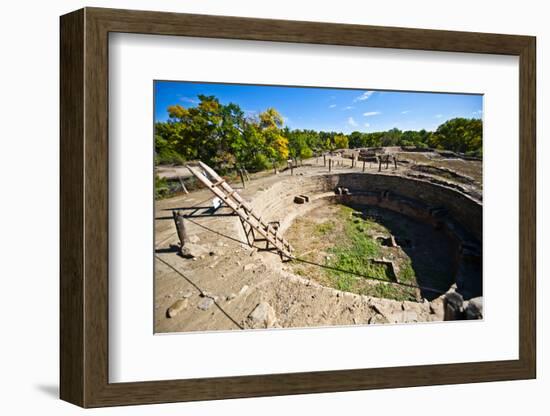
[154,153,481,333]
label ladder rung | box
[210,179,225,187]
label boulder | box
[464,297,483,319]
[444,291,464,321]
[247,302,278,328]
[166,298,188,318]
[429,296,445,320]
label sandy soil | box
[154,154,481,333]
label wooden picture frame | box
[60,7,536,408]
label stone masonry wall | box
[328,173,482,241]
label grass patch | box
[366,283,416,302]
[325,206,417,301]
[315,221,335,235]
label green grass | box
[315,221,335,235]
[325,206,418,301]
[367,283,416,301]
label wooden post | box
[323,154,326,166]
[239,169,246,188]
[172,210,188,251]
[393,155,398,170]
[378,156,382,172]
[362,160,366,172]
[329,158,332,172]
[352,154,355,168]
[178,176,188,194]
[385,156,390,169]
[243,168,250,181]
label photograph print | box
[153,81,483,334]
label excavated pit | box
[154,167,483,333]
[251,173,482,302]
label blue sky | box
[154,81,483,134]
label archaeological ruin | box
[154,148,483,333]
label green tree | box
[430,118,482,155]
[380,128,402,146]
[333,134,349,149]
[348,131,364,148]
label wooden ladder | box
[186,161,294,260]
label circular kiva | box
[249,173,482,302]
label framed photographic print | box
[60,7,536,408]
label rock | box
[369,299,394,317]
[464,297,483,319]
[293,195,307,204]
[188,235,200,243]
[387,311,418,323]
[181,291,193,298]
[239,285,249,295]
[180,242,208,259]
[197,297,214,311]
[166,298,189,318]
[226,293,237,301]
[403,311,418,322]
[201,291,219,301]
[368,314,389,324]
[401,300,429,315]
[247,302,278,328]
[243,263,256,271]
[429,296,445,319]
[444,291,464,321]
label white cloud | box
[343,106,355,110]
[472,110,483,116]
[401,110,411,114]
[354,91,375,102]
[329,104,337,108]
[179,96,199,104]
[347,117,358,127]
[363,111,381,117]
[364,122,370,127]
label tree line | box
[155,95,482,174]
